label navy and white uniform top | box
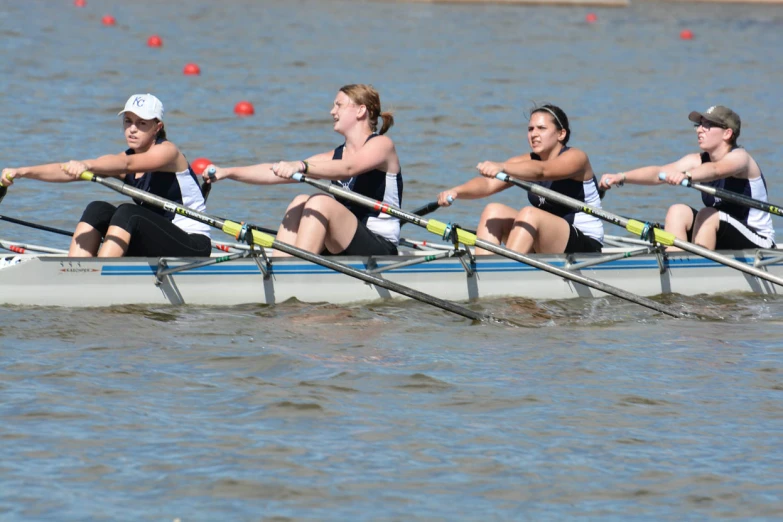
[330,135,403,244]
[698,151,774,242]
[525,146,604,244]
[123,141,211,238]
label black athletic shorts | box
[687,207,775,250]
[564,225,603,253]
[80,201,212,257]
[329,219,398,256]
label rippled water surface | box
[2,0,783,520]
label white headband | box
[537,107,565,130]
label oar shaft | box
[292,174,683,318]
[0,214,74,237]
[78,172,488,322]
[498,173,783,287]
[675,176,783,218]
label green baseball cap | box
[688,105,740,138]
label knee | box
[79,201,117,232]
[666,203,691,219]
[515,206,538,223]
[480,202,508,220]
[286,193,311,211]
[109,204,142,232]
[303,193,337,212]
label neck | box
[706,142,732,162]
[342,125,373,150]
[537,142,563,161]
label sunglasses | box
[694,120,726,130]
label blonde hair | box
[340,84,394,135]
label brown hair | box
[340,84,394,135]
[530,104,570,146]
[155,120,167,141]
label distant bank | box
[397,0,782,6]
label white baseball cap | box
[118,93,164,121]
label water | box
[2,0,783,519]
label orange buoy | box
[147,35,163,48]
[191,158,211,175]
[101,15,116,26]
[585,13,597,24]
[74,0,86,7]
[183,63,201,75]
[234,101,255,116]
[680,29,694,40]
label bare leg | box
[475,202,517,255]
[68,222,102,257]
[296,194,358,254]
[97,226,131,257]
[692,207,720,250]
[664,203,695,252]
[506,206,571,254]
[274,194,310,257]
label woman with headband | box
[437,104,603,255]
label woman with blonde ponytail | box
[203,84,403,256]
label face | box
[527,112,565,155]
[122,112,162,149]
[330,91,365,134]
[694,118,730,150]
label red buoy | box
[680,29,694,40]
[191,158,211,175]
[585,13,597,24]
[147,35,163,48]
[234,101,255,116]
[183,63,201,75]
[74,0,86,7]
[101,15,116,26]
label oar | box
[661,173,783,217]
[0,214,74,237]
[77,171,492,323]
[289,173,683,318]
[0,184,6,205]
[496,172,783,287]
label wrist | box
[619,172,626,185]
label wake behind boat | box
[1,240,781,307]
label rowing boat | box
[2,241,781,307]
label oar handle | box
[206,166,217,183]
[658,172,690,186]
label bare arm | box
[686,148,751,182]
[273,137,397,181]
[599,153,702,189]
[477,148,588,181]
[437,176,510,206]
[202,151,335,186]
[2,163,76,185]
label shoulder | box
[366,134,394,148]
[558,146,588,162]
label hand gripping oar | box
[77,171,491,323]
[660,172,783,217]
[497,172,783,288]
[290,173,683,318]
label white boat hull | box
[0,249,780,307]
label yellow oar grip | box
[78,170,94,181]
[627,219,675,246]
[222,220,275,248]
[426,219,477,246]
